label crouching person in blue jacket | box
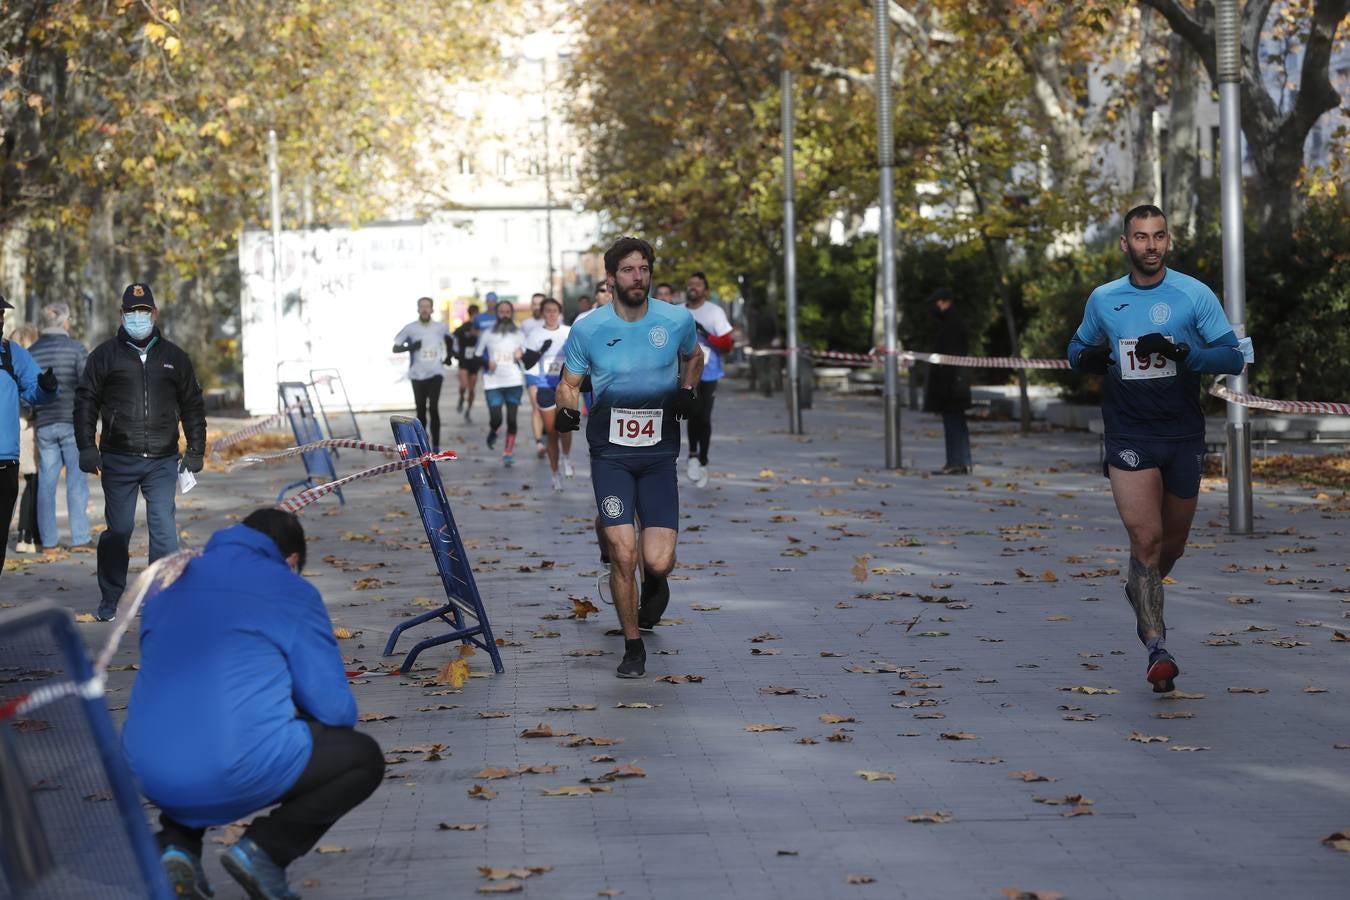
[122,508,384,900]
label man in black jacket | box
[75,283,207,621]
[922,287,973,475]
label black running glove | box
[520,339,552,370]
[183,450,204,474]
[673,386,698,420]
[555,407,582,433]
[79,447,102,474]
[393,339,422,353]
[1076,343,1113,374]
[1135,332,1190,363]
[37,367,58,392]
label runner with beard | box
[554,237,701,678]
[1068,204,1246,694]
[475,299,528,467]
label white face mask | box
[123,310,153,339]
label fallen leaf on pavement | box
[1169,745,1213,752]
[477,767,517,780]
[333,627,355,639]
[940,732,978,741]
[1059,686,1119,695]
[547,704,596,712]
[690,603,721,611]
[565,649,607,657]
[750,632,781,643]
[1009,770,1055,783]
[477,881,523,894]
[759,686,799,695]
[542,785,612,797]
[905,811,953,824]
[1227,687,1269,694]
[519,724,556,738]
[315,845,347,854]
[562,735,620,747]
[1160,691,1206,700]
[820,713,855,724]
[852,555,873,583]
[478,711,512,719]
[434,658,470,688]
[751,648,781,656]
[846,874,875,884]
[570,598,600,619]
[953,757,1004,765]
[1322,830,1350,852]
[1033,794,1093,806]
[357,712,396,722]
[1128,731,1170,744]
[745,723,792,733]
[827,729,854,742]
[614,702,658,709]
[1154,711,1195,720]
[655,674,704,684]
[1002,889,1065,900]
[438,822,486,831]
[467,784,496,800]
[856,770,896,781]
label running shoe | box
[14,540,36,554]
[161,846,214,899]
[1146,648,1180,694]
[616,638,646,678]
[536,439,547,459]
[486,429,498,449]
[457,395,464,412]
[551,472,564,493]
[563,458,575,478]
[687,458,702,484]
[464,409,473,423]
[637,573,670,630]
[221,837,299,900]
[503,453,514,468]
[597,564,614,605]
[694,465,709,489]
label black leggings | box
[411,376,443,448]
[489,402,519,435]
[157,722,384,867]
[685,380,717,465]
[17,473,39,544]
[0,464,17,572]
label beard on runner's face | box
[1127,243,1164,275]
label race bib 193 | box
[1118,338,1176,380]
[609,407,662,447]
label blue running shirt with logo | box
[1069,269,1233,441]
[563,302,698,459]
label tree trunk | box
[1163,33,1199,240]
[982,236,1030,433]
[1130,7,1163,202]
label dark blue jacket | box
[1,339,56,461]
[122,524,357,827]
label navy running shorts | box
[1103,435,1205,499]
[591,455,679,530]
[485,386,523,408]
[536,386,557,409]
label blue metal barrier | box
[382,416,504,675]
[0,602,171,899]
[276,381,343,505]
[308,368,361,450]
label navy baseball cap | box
[121,283,156,311]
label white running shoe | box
[687,458,702,483]
[562,458,575,478]
[597,564,613,605]
[551,471,564,493]
[694,466,709,488]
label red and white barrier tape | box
[209,400,306,457]
[229,438,399,470]
[903,351,1071,370]
[1208,379,1350,417]
[276,449,457,513]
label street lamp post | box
[873,0,901,468]
[782,69,802,435]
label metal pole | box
[782,69,802,434]
[873,0,900,468]
[1216,0,1252,534]
[267,129,283,384]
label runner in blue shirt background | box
[555,236,702,679]
[1068,203,1246,694]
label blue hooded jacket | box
[122,524,357,827]
[2,339,57,460]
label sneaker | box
[562,458,575,478]
[161,845,214,899]
[457,395,465,412]
[686,458,702,484]
[14,540,36,554]
[616,638,646,678]
[503,453,514,468]
[550,472,564,493]
[486,429,498,450]
[597,564,613,606]
[464,409,473,424]
[637,573,670,630]
[220,837,299,900]
[1146,648,1180,694]
[95,608,117,623]
[694,465,709,489]
[932,465,971,475]
[536,439,547,459]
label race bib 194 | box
[609,407,662,447]
[1118,338,1176,380]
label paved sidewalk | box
[5,381,1349,899]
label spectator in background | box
[9,323,42,553]
[922,287,973,475]
[0,295,57,575]
[28,301,91,550]
[573,293,593,320]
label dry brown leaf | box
[689,603,721,611]
[905,811,953,824]
[519,723,556,738]
[1002,890,1065,900]
[758,685,799,695]
[827,729,854,743]
[477,881,524,894]
[749,632,781,643]
[820,713,855,724]
[1160,690,1206,700]
[332,627,355,639]
[750,647,781,656]
[1058,685,1119,695]
[477,710,511,719]
[562,735,620,747]
[1033,794,1093,806]
[565,649,607,657]
[434,658,470,688]
[467,784,497,800]
[655,674,704,684]
[570,597,601,619]
[851,554,873,583]
[479,866,552,881]
[845,874,875,884]
[953,757,1004,765]
[1154,711,1195,720]
[1321,830,1350,853]
[1128,731,1170,744]
[856,770,896,781]
[1041,570,1059,583]
[357,712,396,722]
[315,845,347,854]
[1332,630,1349,642]
[477,767,517,780]
[1169,745,1213,752]
[542,784,612,797]
[438,822,486,831]
[1009,770,1055,783]
[744,723,791,733]
[1227,687,1269,694]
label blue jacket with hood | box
[2,338,57,460]
[122,523,357,827]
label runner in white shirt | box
[525,298,573,491]
[392,297,452,451]
[474,300,528,467]
[520,293,548,459]
[682,273,734,487]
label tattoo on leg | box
[1127,556,1166,646]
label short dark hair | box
[603,236,654,275]
[530,293,546,302]
[655,282,674,293]
[243,508,307,570]
[417,296,433,307]
[687,272,709,288]
[924,286,954,304]
[467,304,480,315]
[541,297,562,312]
[1123,204,1167,234]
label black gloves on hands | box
[1076,343,1113,374]
[393,339,423,354]
[673,386,698,420]
[79,447,102,474]
[1135,332,1189,363]
[520,339,552,371]
[555,407,582,433]
[184,451,205,474]
[37,367,58,392]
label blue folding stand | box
[308,368,361,450]
[276,381,343,505]
[382,416,504,675]
[0,602,172,899]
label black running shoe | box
[1146,648,1179,694]
[637,574,670,630]
[616,638,645,678]
[486,429,497,450]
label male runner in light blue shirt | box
[555,236,702,678]
[1068,203,1246,694]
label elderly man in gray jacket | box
[28,301,91,549]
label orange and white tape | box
[276,449,457,512]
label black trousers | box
[16,472,38,544]
[0,462,17,573]
[684,380,718,465]
[157,723,384,867]
[411,376,443,448]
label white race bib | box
[1118,338,1176,380]
[546,356,564,375]
[609,407,662,447]
[418,346,441,362]
[699,343,711,363]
